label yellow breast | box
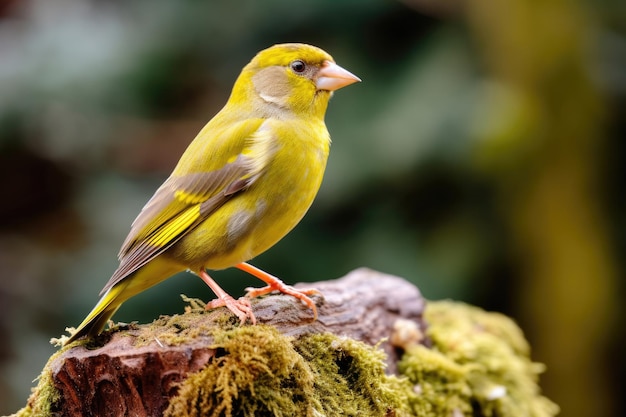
[169,117,330,270]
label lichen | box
[164,325,410,417]
[398,301,560,417]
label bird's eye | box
[290,60,306,73]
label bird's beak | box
[316,60,361,91]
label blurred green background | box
[0,0,624,415]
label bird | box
[65,43,360,344]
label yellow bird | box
[65,43,360,344]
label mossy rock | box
[8,301,559,417]
[165,326,409,417]
[400,301,560,417]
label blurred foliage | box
[0,0,624,415]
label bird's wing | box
[100,118,277,295]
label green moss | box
[6,299,558,417]
[398,301,560,417]
[5,405,32,417]
[165,326,410,417]
[294,333,412,416]
[399,345,473,416]
[132,295,239,347]
[6,349,63,417]
[164,325,314,417]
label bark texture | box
[49,268,427,416]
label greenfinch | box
[65,43,360,344]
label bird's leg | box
[198,270,256,324]
[235,262,320,319]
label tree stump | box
[47,268,427,416]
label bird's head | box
[230,43,360,118]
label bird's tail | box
[64,257,184,345]
[64,284,126,345]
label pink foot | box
[205,295,256,325]
[236,263,320,319]
[198,270,256,324]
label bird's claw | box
[205,295,256,325]
[245,282,320,319]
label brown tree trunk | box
[48,269,427,416]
